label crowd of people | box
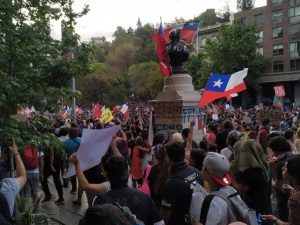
[1,102,300,225]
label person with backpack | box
[160,142,204,225]
[21,145,43,201]
[0,138,27,224]
[199,152,258,225]
[91,155,164,225]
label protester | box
[131,136,150,188]
[220,130,242,161]
[0,139,27,222]
[148,144,169,209]
[284,129,297,153]
[294,127,300,154]
[20,144,43,201]
[92,155,164,225]
[232,139,272,216]
[216,120,233,151]
[64,125,81,194]
[262,155,300,225]
[160,142,204,225]
[199,152,235,225]
[258,118,271,153]
[268,136,294,221]
[79,204,132,225]
[41,145,64,204]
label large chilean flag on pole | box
[198,68,248,107]
[153,22,171,76]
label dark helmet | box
[169,29,180,42]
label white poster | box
[66,125,120,177]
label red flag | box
[164,27,172,43]
[93,102,101,118]
[153,22,171,76]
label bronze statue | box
[166,29,189,74]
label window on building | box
[273,61,284,72]
[273,45,284,55]
[290,59,300,70]
[272,0,283,5]
[290,42,300,58]
[240,17,247,26]
[256,48,263,55]
[254,14,263,25]
[289,6,300,23]
[273,10,283,22]
[257,31,263,43]
[289,24,300,40]
[272,27,283,38]
[290,0,300,6]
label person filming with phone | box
[0,138,27,224]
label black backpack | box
[0,182,14,225]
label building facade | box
[235,0,300,106]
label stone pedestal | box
[150,73,204,143]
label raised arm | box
[9,138,27,188]
[70,154,110,195]
[111,136,122,157]
[185,119,195,161]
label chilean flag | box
[181,21,202,43]
[153,22,171,76]
[198,68,248,107]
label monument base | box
[149,73,204,143]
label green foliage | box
[0,0,93,119]
[0,117,64,155]
[201,21,265,87]
[237,0,255,10]
[128,61,164,98]
[15,196,48,225]
[194,9,230,27]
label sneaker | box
[41,197,51,203]
[55,198,65,205]
[72,200,81,206]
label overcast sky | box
[51,0,266,41]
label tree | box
[237,0,255,10]
[128,61,164,99]
[0,0,93,120]
[194,9,229,27]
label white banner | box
[66,125,120,177]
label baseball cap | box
[203,152,232,186]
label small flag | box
[93,102,101,118]
[100,109,114,124]
[181,21,203,43]
[205,105,212,114]
[120,103,129,118]
[274,86,285,97]
[212,104,219,114]
[194,118,204,130]
[273,96,283,107]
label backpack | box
[115,202,145,225]
[21,146,39,170]
[0,182,14,225]
[200,189,258,225]
[93,192,145,225]
[186,177,207,225]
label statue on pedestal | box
[166,29,190,75]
